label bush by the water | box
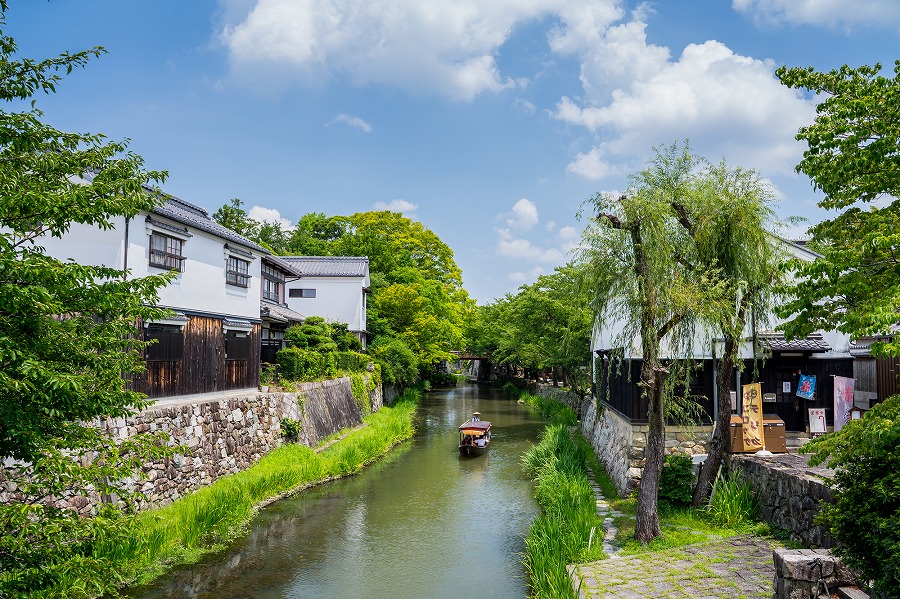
[658,453,694,507]
[519,392,577,427]
[367,337,418,387]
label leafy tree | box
[288,210,474,370]
[776,61,900,593]
[212,198,260,240]
[471,263,594,395]
[776,62,900,350]
[580,142,732,542]
[0,6,175,593]
[286,212,349,256]
[690,161,782,506]
[212,198,290,254]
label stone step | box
[837,586,870,599]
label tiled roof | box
[262,254,302,276]
[756,331,830,353]
[146,188,268,254]
[280,256,369,277]
[260,302,305,324]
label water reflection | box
[126,384,543,599]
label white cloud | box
[513,97,537,114]
[732,0,900,29]
[248,205,294,229]
[507,266,546,283]
[496,228,564,262]
[506,198,539,230]
[373,198,418,217]
[219,0,617,99]
[328,113,372,133]
[554,31,817,179]
[546,220,556,231]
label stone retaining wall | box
[772,548,858,598]
[6,376,382,514]
[577,397,713,496]
[728,454,834,549]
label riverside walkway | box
[572,468,785,598]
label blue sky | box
[6,1,900,303]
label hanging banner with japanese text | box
[741,383,764,451]
[796,374,816,399]
[833,376,855,432]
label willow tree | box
[690,162,782,506]
[580,143,730,541]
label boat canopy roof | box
[459,420,491,434]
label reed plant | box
[706,473,760,528]
[29,389,420,599]
[522,424,606,599]
[519,392,577,426]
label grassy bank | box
[33,388,420,599]
[518,391,610,599]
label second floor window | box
[289,288,316,298]
[262,263,284,302]
[149,232,184,271]
[226,256,251,288]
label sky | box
[6,1,900,303]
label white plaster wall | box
[38,214,262,320]
[285,277,366,332]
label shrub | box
[368,338,418,387]
[658,453,694,507]
[427,372,458,387]
[276,347,325,381]
[280,418,300,440]
[707,474,759,528]
[335,351,368,372]
[802,395,900,596]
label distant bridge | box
[449,350,489,361]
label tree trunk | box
[635,361,665,542]
[692,335,737,507]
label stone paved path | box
[569,535,780,599]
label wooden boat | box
[459,412,491,456]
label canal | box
[128,383,545,598]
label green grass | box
[522,424,606,599]
[519,391,578,426]
[30,388,420,599]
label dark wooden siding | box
[132,316,260,398]
[737,356,854,432]
[596,353,853,431]
[595,358,714,424]
[875,355,900,401]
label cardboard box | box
[729,414,786,453]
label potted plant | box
[260,364,277,393]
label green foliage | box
[579,141,778,540]
[280,417,300,440]
[426,372,459,387]
[522,425,604,598]
[276,346,325,381]
[470,263,594,395]
[334,351,368,372]
[368,337,419,387]
[801,396,900,595]
[349,372,371,415]
[0,11,179,594]
[658,453,694,507]
[520,392,578,426]
[776,62,900,353]
[284,317,338,353]
[288,210,475,368]
[260,364,277,385]
[706,474,760,528]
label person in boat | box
[475,436,485,447]
[464,435,472,445]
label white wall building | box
[282,256,370,348]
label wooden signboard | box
[741,383,764,451]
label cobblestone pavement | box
[569,535,781,599]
